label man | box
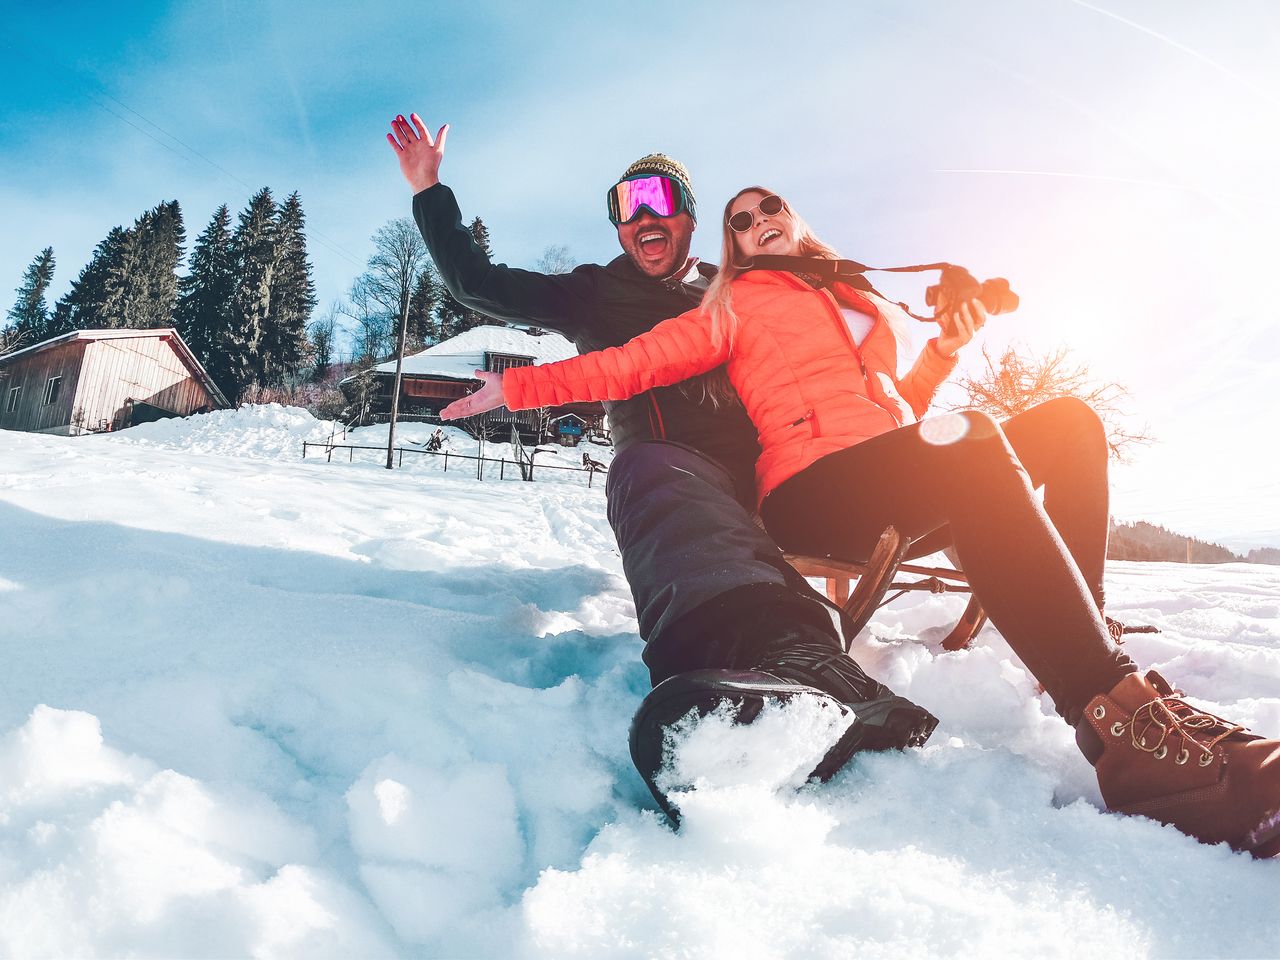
[386,113,936,819]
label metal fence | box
[300,441,605,487]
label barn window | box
[5,386,18,412]
[43,376,61,406]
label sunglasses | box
[606,175,692,226]
[727,194,785,233]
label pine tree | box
[437,217,496,339]
[5,247,56,344]
[407,266,443,348]
[469,217,492,259]
[176,205,236,372]
[461,217,497,333]
[260,192,316,385]
[51,227,131,334]
[224,188,279,401]
[435,279,469,341]
[51,202,186,334]
[121,200,185,329]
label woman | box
[443,187,1280,858]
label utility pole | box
[385,299,411,470]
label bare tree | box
[363,218,429,324]
[341,276,393,363]
[0,325,26,356]
[308,301,340,382]
[341,366,380,426]
[948,343,1152,462]
[535,244,576,275]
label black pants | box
[606,440,850,685]
[761,397,1136,722]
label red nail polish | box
[396,115,405,122]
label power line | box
[2,39,368,271]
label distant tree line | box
[1109,519,1275,564]
[4,200,565,419]
[2,188,316,404]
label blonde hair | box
[695,186,912,411]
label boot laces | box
[1126,694,1246,761]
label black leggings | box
[760,397,1136,722]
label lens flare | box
[919,413,971,447]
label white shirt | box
[841,306,876,346]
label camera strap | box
[741,255,956,321]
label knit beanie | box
[619,153,697,222]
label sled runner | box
[785,524,988,652]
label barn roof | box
[0,328,230,408]
[351,326,578,383]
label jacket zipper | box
[770,271,900,433]
[819,287,873,385]
[815,283,905,425]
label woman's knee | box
[922,410,1025,481]
[937,409,1002,445]
[1036,396,1108,453]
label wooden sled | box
[784,525,987,652]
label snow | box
[1,405,1278,958]
[369,327,578,381]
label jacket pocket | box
[790,408,819,438]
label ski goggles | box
[606,174,693,226]
[727,194,785,233]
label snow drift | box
[1,405,1277,958]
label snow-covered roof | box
[371,326,578,380]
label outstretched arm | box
[387,113,596,335]
[439,307,730,419]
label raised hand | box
[386,113,450,194]
[935,298,987,357]
[440,370,505,421]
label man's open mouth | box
[638,231,669,256]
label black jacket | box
[412,184,761,483]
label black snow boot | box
[750,629,938,754]
[630,627,937,824]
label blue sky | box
[3,1,1279,548]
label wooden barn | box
[341,326,605,442]
[0,328,228,435]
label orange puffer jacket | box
[503,269,958,507]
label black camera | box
[925,265,1019,316]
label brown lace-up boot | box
[1076,670,1280,858]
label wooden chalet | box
[0,328,229,435]
[341,326,605,443]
